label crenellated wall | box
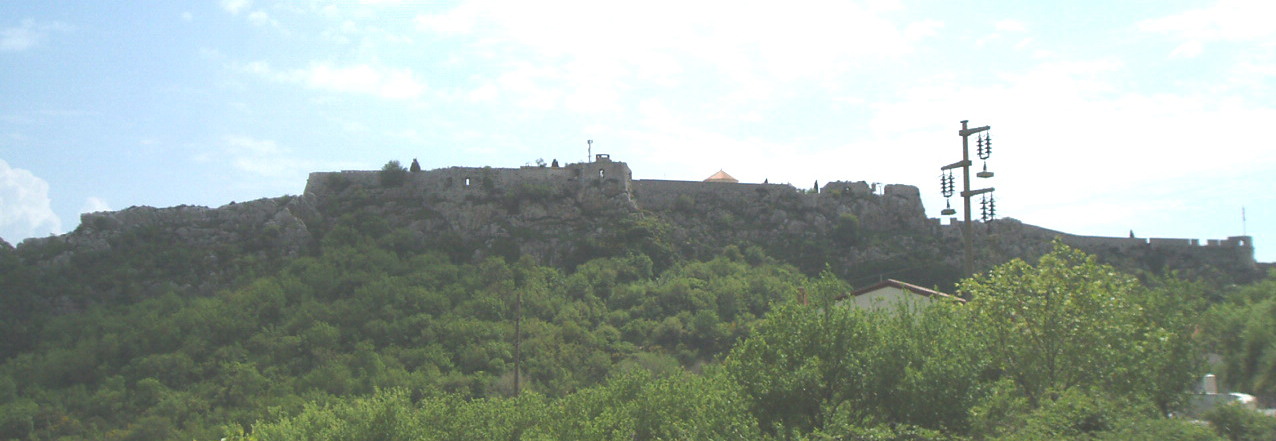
[1057,233,1254,252]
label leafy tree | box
[1201,271,1276,398]
[831,212,860,246]
[1135,275,1209,414]
[725,271,984,436]
[1203,402,1276,441]
[379,160,408,187]
[961,241,1193,408]
[984,388,1224,441]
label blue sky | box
[2,0,1275,262]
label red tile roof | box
[703,170,738,183]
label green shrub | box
[379,160,408,187]
[1204,403,1276,441]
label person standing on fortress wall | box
[410,159,421,172]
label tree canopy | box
[2,220,1272,441]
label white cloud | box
[308,63,425,99]
[414,0,939,110]
[247,10,272,27]
[222,135,295,179]
[222,0,252,15]
[413,3,480,35]
[1139,0,1276,41]
[238,61,427,100]
[1169,40,1204,59]
[977,19,1027,48]
[80,197,110,214]
[0,159,61,242]
[905,19,945,40]
[1,19,71,52]
[216,135,367,183]
[1138,0,1276,57]
[853,51,1276,235]
[995,19,1027,33]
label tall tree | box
[961,241,1196,408]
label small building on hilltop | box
[836,279,964,311]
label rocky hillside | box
[4,160,1262,316]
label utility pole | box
[513,289,522,396]
[940,120,996,275]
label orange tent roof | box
[704,170,738,183]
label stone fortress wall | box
[631,180,799,211]
[303,155,1255,257]
[305,155,634,202]
[1058,233,1253,250]
[1016,222,1254,254]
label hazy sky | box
[2,1,1274,262]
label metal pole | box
[942,121,993,276]
[514,289,521,396]
[961,120,973,276]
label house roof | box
[704,169,738,183]
[837,279,965,303]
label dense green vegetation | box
[3,210,1275,441]
[1200,273,1276,400]
[216,244,1276,441]
[0,221,805,440]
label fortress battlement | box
[1046,230,1253,252]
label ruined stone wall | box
[305,159,634,206]
[960,220,1260,281]
[631,180,802,211]
[1062,234,1254,252]
[303,161,934,230]
[1059,234,1149,252]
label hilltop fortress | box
[7,154,1254,300]
[298,155,1258,286]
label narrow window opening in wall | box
[599,169,605,178]
[465,177,472,187]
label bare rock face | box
[13,196,318,302]
[64,196,316,258]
